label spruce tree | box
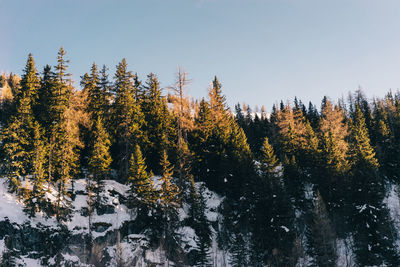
[111,59,145,182]
[251,136,296,266]
[191,98,214,185]
[348,106,400,265]
[88,116,112,201]
[1,54,40,193]
[83,63,109,120]
[259,136,279,176]
[159,150,181,208]
[187,182,212,266]
[193,77,253,195]
[49,48,78,222]
[158,150,182,265]
[24,122,47,217]
[1,117,29,193]
[128,144,154,204]
[17,53,41,116]
[141,73,173,175]
[308,192,337,267]
[35,65,54,128]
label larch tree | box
[169,67,195,190]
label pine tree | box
[99,65,112,126]
[83,63,109,120]
[259,136,279,176]
[48,48,78,222]
[88,116,112,200]
[192,77,253,195]
[24,122,47,217]
[35,65,54,128]
[1,117,29,193]
[191,98,213,185]
[187,182,212,267]
[371,99,398,180]
[51,47,71,119]
[225,121,253,196]
[308,192,337,267]
[251,136,296,266]
[111,59,145,182]
[141,73,173,175]
[17,53,41,116]
[158,150,182,266]
[1,54,40,193]
[348,106,400,265]
[159,150,180,208]
[128,144,154,204]
[235,103,245,128]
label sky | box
[2,0,400,111]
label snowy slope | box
[0,178,230,266]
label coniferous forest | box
[2,49,400,266]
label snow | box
[280,225,290,232]
[152,175,162,190]
[0,238,4,257]
[15,256,42,267]
[384,183,400,250]
[178,226,198,250]
[357,204,367,213]
[196,182,223,222]
[67,179,132,238]
[0,176,230,266]
[0,179,57,228]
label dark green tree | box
[24,122,47,217]
[348,106,400,265]
[1,54,40,193]
[308,192,337,267]
[259,136,279,176]
[141,73,173,175]
[111,59,145,182]
[88,116,112,201]
[128,144,154,204]
[158,150,182,266]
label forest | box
[1,48,400,266]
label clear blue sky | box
[2,0,400,110]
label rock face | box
[0,179,227,267]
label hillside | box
[3,51,400,266]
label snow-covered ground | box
[0,177,231,266]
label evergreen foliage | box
[111,59,145,182]
[88,116,112,185]
[141,73,173,175]
[3,49,400,265]
[308,192,337,267]
[128,144,154,204]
